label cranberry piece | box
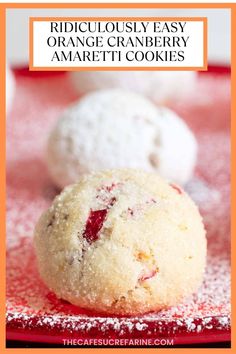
[127,207,134,216]
[169,183,182,195]
[97,182,120,193]
[105,183,117,192]
[108,197,116,207]
[83,209,107,243]
[139,269,157,282]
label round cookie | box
[69,71,196,104]
[34,169,207,315]
[6,65,15,113]
[46,89,197,188]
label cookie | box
[34,169,206,315]
[46,89,197,188]
[69,71,196,104]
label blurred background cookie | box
[69,71,197,104]
[46,89,197,188]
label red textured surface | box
[6,69,231,345]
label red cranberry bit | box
[127,207,134,216]
[97,182,120,193]
[108,197,116,208]
[83,183,120,243]
[169,183,182,195]
[105,183,117,192]
[83,209,107,243]
[96,183,120,208]
[139,269,157,282]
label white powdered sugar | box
[6,71,230,341]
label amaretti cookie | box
[34,169,207,315]
[46,89,197,188]
[69,71,196,104]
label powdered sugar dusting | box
[6,71,230,342]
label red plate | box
[6,68,231,346]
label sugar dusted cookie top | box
[34,169,206,315]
